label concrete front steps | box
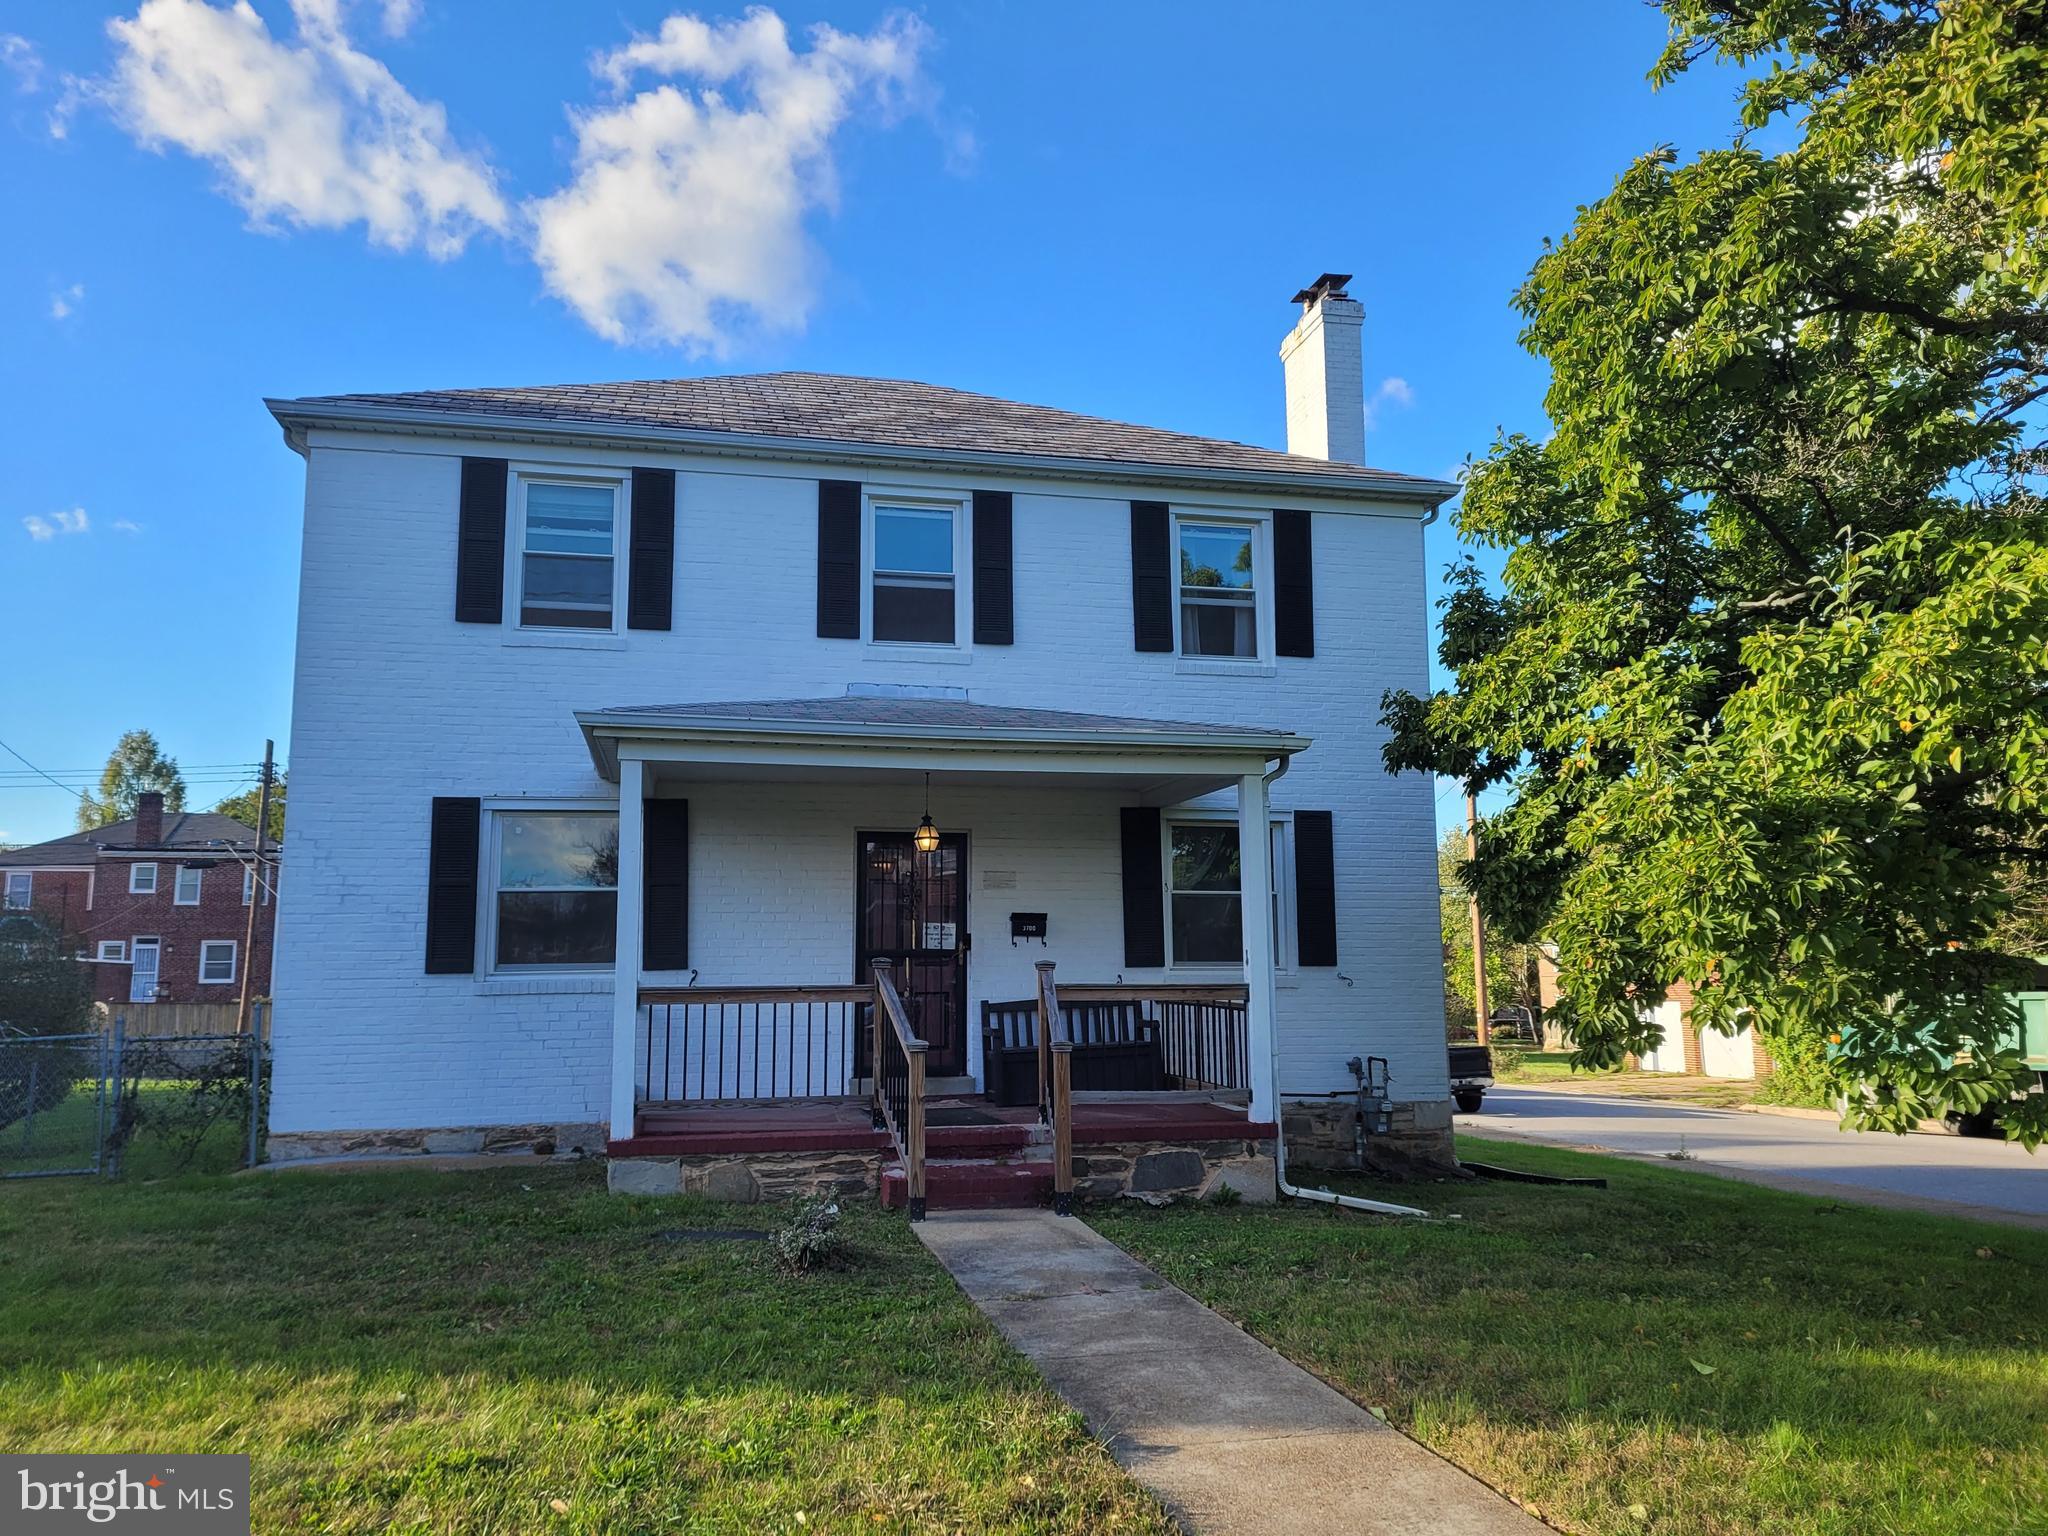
[881,1156,1055,1211]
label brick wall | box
[15,858,277,1005]
[272,434,1448,1136]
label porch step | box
[882,1158,1054,1212]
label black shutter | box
[1130,501,1172,652]
[972,490,1014,645]
[817,479,861,638]
[455,458,507,624]
[1274,509,1315,658]
[1119,806,1165,967]
[627,467,676,631]
[1294,810,1338,966]
[643,799,690,969]
[425,797,481,974]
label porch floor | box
[611,1095,1272,1159]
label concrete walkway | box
[917,1209,1545,1536]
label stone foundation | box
[1281,1097,1456,1176]
[608,1148,882,1201]
[268,1122,608,1162]
[1071,1136,1277,1204]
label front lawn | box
[0,1163,1166,1534]
[1092,1135,2048,1536]
[1494,1058,1766,1111]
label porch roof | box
[576,695,1309,800]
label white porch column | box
[1237,770,1279,1125]
[609,755,645,1142]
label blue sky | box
[0,1,1750,845]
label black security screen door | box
[856,831,968,1077]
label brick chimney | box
[1279,273,1366,464]
[135,791,164,847]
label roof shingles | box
[278,371,1446,492]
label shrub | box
[1754,1030,1835,1109]
[1491,1044,1527,1078]
[771,1198,847,1273]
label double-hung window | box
[1177,519,1260,659]
[490,810,620,969]
[174,865,203,905]
[130,862,157,895]
[870,502,958,645]
[1167,820,1293,968]
[198,939,236,985]
[518,480,619,630]
[2,872,28,910]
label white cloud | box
[527,7,933,350]
[49,282,84,320]
[379,0,421,38]
[113,518,143,534]
[97,0,505,258]
[1,32,42,92]
[23,507,89,541]
[1362,375,1415,429]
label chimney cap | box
[1290,273,1353,307]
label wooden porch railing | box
[1036,961,1076,1215]
[870,961,929,1220]
[1058,983,1251,1092]
[640,985,874,1103]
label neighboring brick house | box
[0,791,279,1006]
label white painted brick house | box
[265,275,1457,1201]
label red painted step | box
[881,1158,1053,1211]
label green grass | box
[1495,1055,1767,1109]
[0,1080,253,1180]
[1091,1135,2048,1536]
[0,1164,1167,1534]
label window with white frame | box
[1177,518,1260,659]
[174,865,203,905]
[2,872,28,910]
[243,866,255,905]
[130,862,158,894]
[198,940,237,984]
[870,501,958,645]
[1166,819,1292,968]
[97,940,127,963]
[490,809,619,969]
[518,479,620,630]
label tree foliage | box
[1437,828,1544,1036]
[77,730,187,831]
[214,771,286,846]
[1384,0,2048,1144]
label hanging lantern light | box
[913,771,941,853]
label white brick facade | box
[271,431,1446,1135]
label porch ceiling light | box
[913,771,941,854]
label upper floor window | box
[870,502,959,646]
[518,479,620,631]
[129,863,157,895]
[1177,519,1261,659]
[3,872,29,910]
[174,865,203,905]
[490,809,619,970]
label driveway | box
[1467,1087,2048,1227]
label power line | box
[0,734,94,806]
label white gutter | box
[1261,753,1431,1219]
[264,398,1460,508]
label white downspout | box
[1262,754,1430,1219]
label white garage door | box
[1635,999,1689,1073]
[1699,1019,1756,1079]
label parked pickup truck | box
[1448,1043,1493,1114]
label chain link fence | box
[0,1005,269,1180]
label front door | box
[856,831,968,1076]
[129,938,159,1004]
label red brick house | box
[0,791,279,1006]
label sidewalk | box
[916,1209,1546,1536]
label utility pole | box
[1466,793,1491,1047]
[236,740,275,1037]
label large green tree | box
[77,730,186,831]
[1437,828,1543,1036]
[214,771,285,846]
[1385,0,2048,1143]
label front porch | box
[580,692,1307,1212]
